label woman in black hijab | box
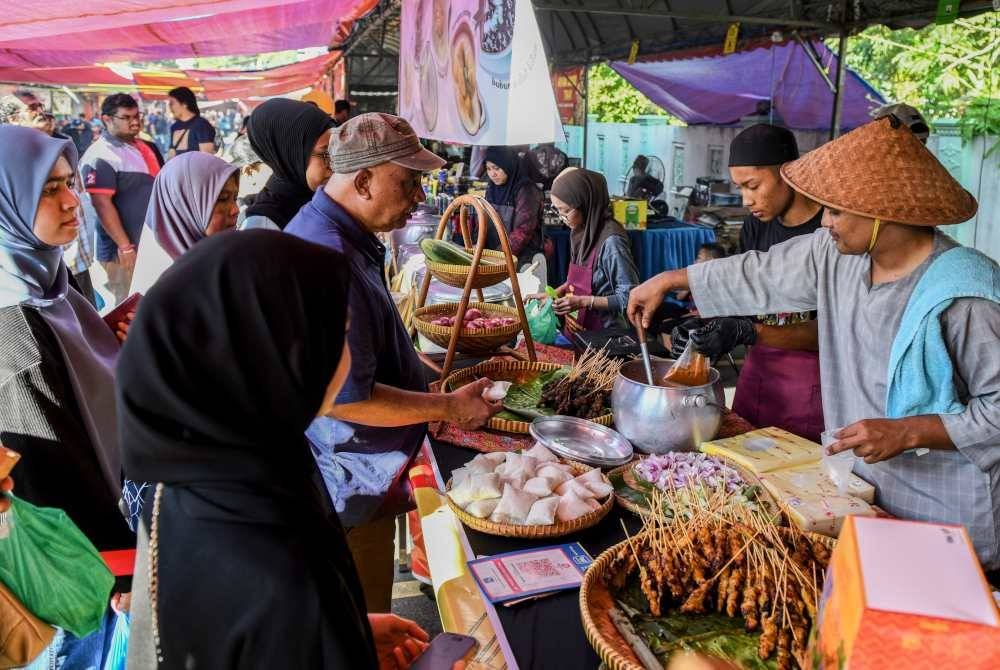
[549,168,639,333]
[482,146,543,269]
[242,98,334,230]
[120,231,429,669]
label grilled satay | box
[679,579,713,614]
[726,565,744,617]
[758,612,779,659]
[740,579,760,631]
[776,629,793,670]
[716,565,732,613]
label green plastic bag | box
[0,495,114,637]
[525,297,559,345]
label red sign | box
[551,66,585,126]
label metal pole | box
[582,65,590,168]
[829,30,848,140]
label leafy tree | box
[587,63,676,123]
[835,14,999,135]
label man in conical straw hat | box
[629,115,1000,571]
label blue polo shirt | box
[286,189,427,526]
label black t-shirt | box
[170,116,216,154]
[740,207,823,253]
[739,208,823,326]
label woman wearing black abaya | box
[241,98,334,230]
[120,231,430,669]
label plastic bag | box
[525,297,559,345]
[0,495,114,638]
[663,339,710,387]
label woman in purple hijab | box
[130,152,239,295]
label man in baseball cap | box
[285,113,502,612]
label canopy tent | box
[0,53,337,100]
[612,40,885,131]
[0,0,377,100]
[533,1,997,66]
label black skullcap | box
[728,124,799,167]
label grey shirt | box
[689,229,1000,569]
[593,234,640,327]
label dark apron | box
[731,344,825,442]
[562,244,605,337]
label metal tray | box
[529,416,633,467]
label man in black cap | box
[671,124,825,440]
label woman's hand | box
[115,311,136,344]
[370,613,430,669]
[110,592,131,614]
[525,293,549,304]
[553,294,582,316]
[0,476,12,514]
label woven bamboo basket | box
[445,461,614,538]
[413,302,520,355]
[442,359,614,434]
[425,248,516,289]
[609,455,783,522]
[580,530,837,670]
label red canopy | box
[0,0,376,68]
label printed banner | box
[399,0,562,145]
[551,66,585,126]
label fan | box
[623,155,666,202]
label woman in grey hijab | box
[130,152,239,295]
[0,125,131,550]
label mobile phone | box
[102,293,142,334]
[411,633,479,670]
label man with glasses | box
[80,93,164,304]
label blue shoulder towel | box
[886,246,1000,418]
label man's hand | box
[0,476,12,514]
[827,418,922,464]
[369,613,430,670]
[689,317,757,359]
[628,270,688,331]
[446,378,503,430]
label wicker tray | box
[609,455,783,523]
[445,461,614,538]
[580,530,837,670]
[413,302,520,356]
[425,248,516,289]
[443,359,614,434]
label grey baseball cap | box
[329,112,446,173]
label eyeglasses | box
[112,113,143,123]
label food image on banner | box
[400,0,561,145]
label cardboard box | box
[611,199,647,229]
[815,516,1000,669]
[700,427,822,475]
[761,464,876,537]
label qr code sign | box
[517,558,560,579]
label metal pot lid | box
[413,267,513,303]
[529,416,633,467]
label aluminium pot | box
[611,357,724,454]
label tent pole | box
[829,29,848,140]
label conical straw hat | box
[780,117,977,226]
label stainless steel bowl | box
[611,357,724,454]
[529,416,633,467]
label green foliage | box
[587,63,677,123]
[835,14,1000,136]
